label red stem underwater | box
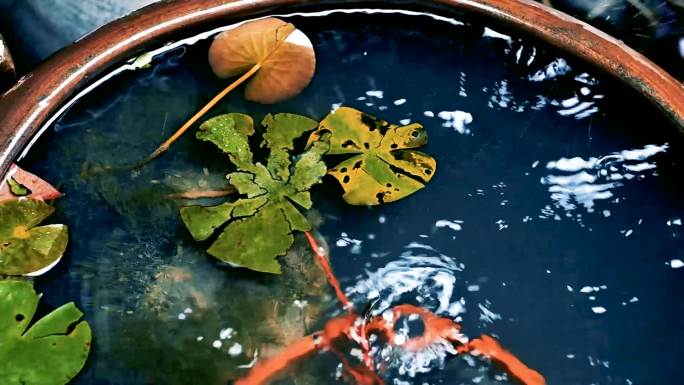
[304,231,352,311]
[234,232,547,385]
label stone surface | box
[0,0,156,72]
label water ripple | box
[540,143,669,216]
[346,246,465,318]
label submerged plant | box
[0,280,92,385]
[180,113,329,274]
[145,17,315,162]
[233,234,546,385]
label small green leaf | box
[0,280,92,385]
[196,113,255,169]
[8,178,30,197]
[307,107,436,205]
[261,113,318,180]
[290,139,330,193]
[0,199,68,276]
[0,165,62,203]
[182,113,327,274]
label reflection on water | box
[540,143,669,220]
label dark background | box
[0,0,684,80]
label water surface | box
[17,9,684,385]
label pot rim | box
[1,0,683,176]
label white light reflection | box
[482,27,512,43]
[346,247,465,318]
[528,58,571,82]
[434,219,464,232]
[436,110,473,134]
[540,144,668,219]
[346,244,471,378]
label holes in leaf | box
[411,130,420,138]
[343,176,350,184]
[353,161,362,169]
[360,113,378,131]
[15,314,25,322]
[425,169,432,175]
[390,144,398,149]
[386,183,392,187]
[340,167,347,173]
[363,143,370,149]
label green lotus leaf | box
[181,113,329,274]
[0,199,68,276]
[307,106,436,205]
[0,280,92,385]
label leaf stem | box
[165,188,236,200]
[140,63,262,165]
[304,231,352,311]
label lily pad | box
[0,280,92,385]
[181,113,328,274]
[145,18,316,161]
[208,17,316,104]
[0,199,68,276]
[307,107,436,205]
[0,165,63,203]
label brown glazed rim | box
[1,0,684,176]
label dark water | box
[16,8,684,385]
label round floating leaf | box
[0,199,68,276]
[145,18,315,162]
[0,280,92,385]
[181,113,328,274]
[307,107,436,205]
[208,17,316,103]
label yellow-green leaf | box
[307,107,436,205]
[0,199,68,276]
